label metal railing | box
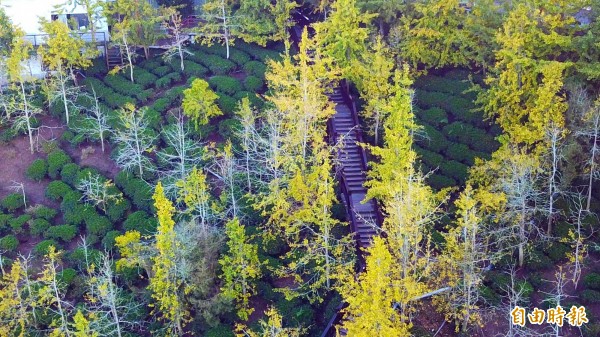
[25,31,108,47]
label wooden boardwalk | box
[328,85,380,248]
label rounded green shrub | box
[105,198,131,223]
[444,143,476,166]
[32,206,58,220]
[68,247,101,269]
[208,76,242,96]
[85,215,113,237]
[123,211,157,235]
[201,54,236,75]
[46,181,74,201]
[217,94,238,116]
[218,119,242,141]
[243,75,264,92]
[133,68,158,89]
[182,60,209,77]
[427,174,457,190]
[417,124,448,153]
[205,325,235,337]
[243,60,267,79]
[544,242,570,262]
[57,268,77,286]
[44,224,78,242]
[26,159,48,181]
[581,289,600,304]
[34,239,60,256]
[0,235,19,252]
[9,215,31,234]
[152,65,172,77]
[47,149,72,179]
[229,49,251,66]
[152,97,171,114]
[233,91,264,109]
[102,230,122,250]
[439,160,469,183]
[30,218,51,236]
[584,273,600,290]
[418,107,448,127]
[60,163,81,187]
[1,193,26,212]
[415,146,444,168]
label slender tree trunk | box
[221,0,230,59]
[20,82,34,154]
[587,125,598,211]
[59,69,70,125]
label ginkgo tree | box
[39,18,91,125]
[182,78,223,128]
[219,217,261,320]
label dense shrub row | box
[413,74,476,100]
[415,89,486,128]
[209,76,242,96]
[133,67,159,89]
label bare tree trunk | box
[20,82,34,154]
[587,123,598,211]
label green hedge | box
[34,239,60,256]
[201,54,236,75]
[9,215,30,234]
[152,98,171,114]
[243,75,264,92]
[0,235,19,252]
[584,273,600,290]
[156,72,183,89]
[85,58,108,77]
[85,214,113,237]
[416,107,448,127]
[243,60,267,79]
[209,76,242,96]
[32,206,58,220]
[415,145,444,168]
[218,118,242,141]
[105,198,131,223]
[123,210,157,235]
[442,122,498,153]
[104,74,142,99]
[115,172,154,213]
[439,160,469,183]
[133,68,159,89]
[44,224,78,242]
[233,91,264,109]
[47,149,72,179]
[228,49,251,66]
[413,74,475,100]
[1,193,25,212]
[444,142,476,166]
[152,65,173,77]
[60,163,81,187]
[217,94,238,116]
[30,218,51,236]
[235,42,281,62]
[46,181,74,201]
[182,60,209,78]
[416,124,448,153]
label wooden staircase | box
[106,47,123,69]
[328,86,380,248]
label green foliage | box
[444,143,476,165]
[217,94,238,117]
[85,58,108,77]
[209,76,242,96]
[44,224,78,242]
[439,160,469,183]
[218,119,242,141]
[201,54,236,75]
[1,193,26,212]
[415,145,444,168]
[102,230,122,250]
[85,214,113,237]
[0,214,11,231]
[152,65,172,77]
[235,41,281,63]
[105,198,131,223]
[584,273,600,290]
[32,206,58,220]
[34,239,60,256]
[416,107,448,127]
[136,89,154,103]
[152,97,171,114]
[543,242,570,262]
[442,122,498,153]
[243,60,267,79]
[0,234,19,252]
[417,124,448,152]
[104,74,142,99]
[243,75,264,92]
[26,159,48,181]
[60,163,81,187]
[414,74,476,100]
[182,60,209,78]
[68,247,102,269]
[123,210,157,235]
[46,181,74,201]
[233,91,264,109]
[115,172,154,213]
[525,250,553,271]
[47,149,72,179]
[133,67,159,89]
[30,218,51,236]
[9,215,31,233]
[205,325,235,337]
[57,268,77,286]
[228,49,251,66]
[581,290,600,304]
[164,85,187,103]
[156,72,182,89]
